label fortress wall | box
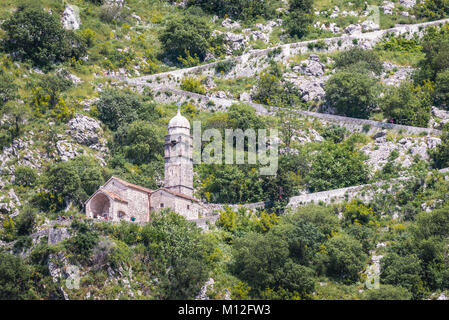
[149,87,442,136]
[128,18,449,88]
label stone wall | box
[127,18,449,88]
[148,87,441,136]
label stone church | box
[85,109,202,222]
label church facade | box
[85,110,202,222]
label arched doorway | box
[90,192,111,219]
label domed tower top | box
[168,108,190,135]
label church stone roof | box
[157,188,199,202]
[110,176,153,194]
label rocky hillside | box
[1,0,449,300]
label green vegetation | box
[2,4,86,70]
[1,0,449,302]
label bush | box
[1,4,86,69]
[14,166,38,188]
[0,252,35,299]
[140,211,211,299]
[113,120,164,165]
[306,141,369,192]
[0,71,18,107]
[415,26,449,83]
[434,70,449,109]
[283,0,314,39]
[324,71,380,119]
[380,253,425,298]
[160,14,211,63]
[334,47,384,75]
[215,60,236,74]
[66,220,99,262]
[187,0,276,21]
[362,284,412,300]
[322,124,347,143]
[283,10,314,39]
[415,0,449,19]
[232,232,290,292]
[180,77,206,94]
[431,131,449,168]
[15,207,36,236]
[380,81,432,127]
[323,233,368,284]
[96,89,158,130]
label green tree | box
[160,14,211,63]
[14,165,38,188]
[141,211,211,299]
[1,3,86,69]
[0,71,19,107]
[415,26,449,83]
[306,141,369,192]
[380,253,425,298]
[334,47,384,75]
[434,70,449,109]
[41,160,82,209]
[430,131,449,169]
[0,252,35,299]
[380,81,431,127]
[276,260,315,299]
[324,71,380,119]
[187,0,276,21]
[113,120,164,165]
[15,207,36,236]
[283,0,314,39]
[232,232,290,292]
[96,89,158,130]
[322,233,368,284]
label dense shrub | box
[180,77,206,94]
[415,26,449,83]
[415,0,449,19]
[283,0,314,39]
[322,233,368,284]
[380,81,432,127]
[434,70,449,109]
[1,4,86,69]
[305,141,369,192]
[113,120,164,165]
[0,252,35,299]
[431,131,449,168]
[362,284,412,300]
[324,71,380,119]
[334,47,384,75]
[283,10,314,39]
[96,89,158,130]
[160,14,211,63]
[15,207,36,236]
[380,253,425,298]
[187,0,276,21]
[14,166,38,188]
[0,71,19,107]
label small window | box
[187,205,190,210]
[160,203,164,208]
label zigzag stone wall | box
[128,18,449,88]
[145,87,441,136]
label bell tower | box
[164,109,193,197]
